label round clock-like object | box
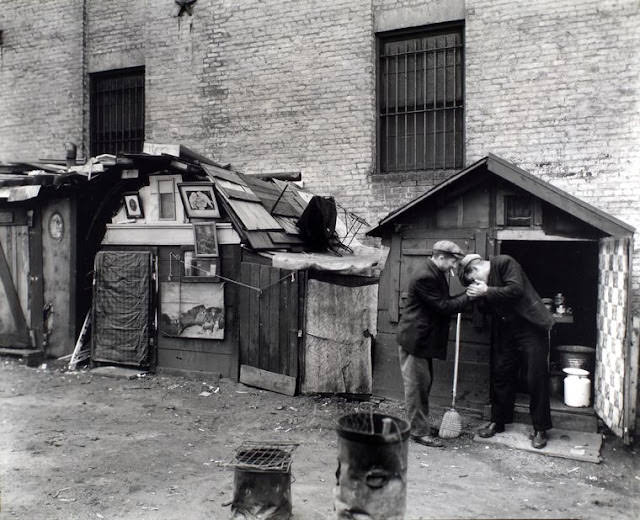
[48,212,64,240]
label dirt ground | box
[1,358,639,520]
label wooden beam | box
[496,229,597,241]
[240,364,296,396]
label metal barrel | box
[334,412,410,520]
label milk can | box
[563,367,591,407]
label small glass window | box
[504,195,532,226]
[184,250,218,278]
[158,180,176,220]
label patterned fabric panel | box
[594,238,629,437]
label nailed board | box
[240,364,296,396]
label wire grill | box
[227,441,298,473]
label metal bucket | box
[334,412,410,520]
[553,345,595,373]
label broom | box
[439,312,463,438]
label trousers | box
[398,346,434,436]
[490,317,552,431]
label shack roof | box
[367,154,635,238]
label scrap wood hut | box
[368,154,639,445]
[0,163,88,364]
[0,147,384,396]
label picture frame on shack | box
[192,222,219,258]
[123,192,144,219]
[178,182,220,219]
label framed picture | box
[159,281,225,339]
[178,182,220,218]
[182,247,219,280]
[193,222,219,257]
[123,192,144,219]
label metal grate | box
[379,25,464,172]
[226,441,298,473]
[90,67,145,156]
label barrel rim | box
[336,412,410,444]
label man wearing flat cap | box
[458,253,554,449]
[396,240,470,447]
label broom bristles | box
[439,408,463,439]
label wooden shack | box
[97,148,383,395]
[368,154,638,443]
[0,171,86,364]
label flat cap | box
[432,240,465,258]
[458,253,483,285]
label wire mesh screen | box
[92,251,152,367]
[225,441,298,473]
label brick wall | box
[199,0,377,224]
[465,0,640,307]
[0,0,84,162]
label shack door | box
[0,210,42,349]
[238,262,303,394]
[398,232,491,409]
[594,236,637,443]
[92,251,154,367]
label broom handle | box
[452,312,461,409]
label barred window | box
[378,25,464,173]
[90,67,145,156]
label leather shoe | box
[411,434,444,448]
[531,430,547,449]
[477,422,504,438]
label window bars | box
[379,26,464,172]
[90,67,145,156]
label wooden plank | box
[267,266,280,373]
[279,271,290,375]
[28,213,44,350]
[274,216,301,235]
[240,364,296,396]
[246,232,275,250]
[259,265,271,370]
[239,263,251,365]
[372,331,403,400]
[388,234,401,323]
[249,263,260,367]
[157,348,235,379]
[227,199,282,230]
[291,269,302,381]
[474,230,487,259]
[496,229,597,242]
[267,231,304,245]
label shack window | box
[158,179,176,220]
[504,195,533,227]
[378,24,464,173]
[90,67,145,156]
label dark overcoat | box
[485,255,554,330]
[397,259,468,359]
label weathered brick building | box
[2,1,639,424]
[1,0,638,241]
